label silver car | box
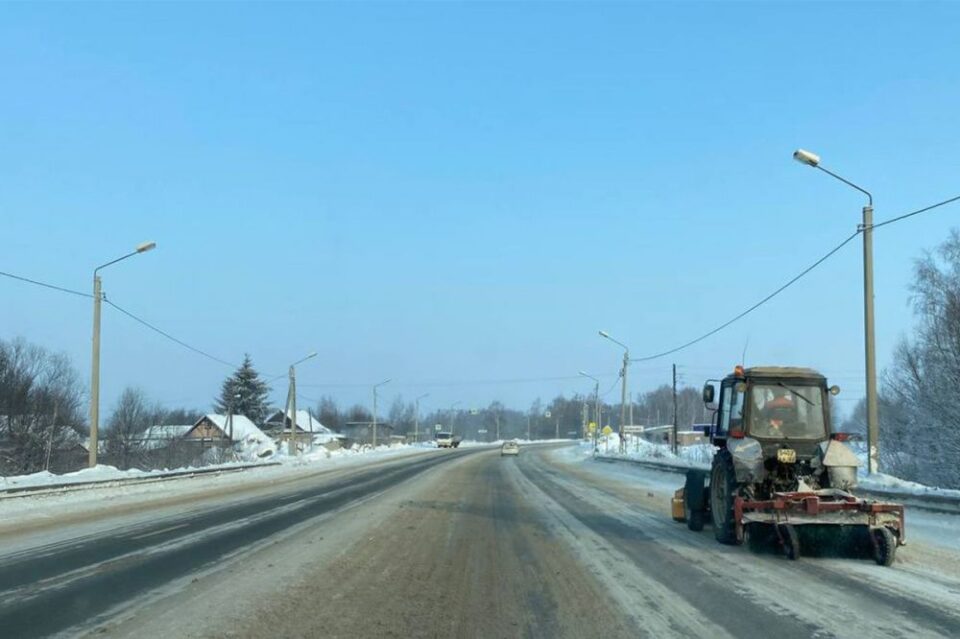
[500,440,520,456]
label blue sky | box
[2,2,959,419]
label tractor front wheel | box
[710,449,739,544]
[872,527,897,566]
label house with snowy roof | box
[185,414,275,458]
[136,424,194,450]
[263,409,345,448]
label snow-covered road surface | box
[1,443,958,638]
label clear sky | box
[2,2,959,419]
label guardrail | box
[594,454,960,515]
[0,461,282,500]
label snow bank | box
[591,435,714,470]
[586,436,960,500]
[0,441,423,491]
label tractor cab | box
[703,366,839,463]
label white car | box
[501,440,520,456]
[436,432,456,448]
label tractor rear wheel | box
[710,449,739,544]
[872,527,897,566]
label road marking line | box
[129,523,190,540]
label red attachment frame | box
[733,491,906,544]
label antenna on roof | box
[741,338,750,369]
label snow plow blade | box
[735,490,905,565]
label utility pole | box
[372,379,391,448]
[414,393,429,444]
[285,352,316,456]
[448,400,461,438]
[672,363,679,455]
[526,415,531,441]
[619,352,628,453]
[88,241,156,468]
[862,202,880,474]
[599,331,630,454]
[793,148,879,474]
[288,364,297,456]
[555,417,559,440]
[89,275,101,468]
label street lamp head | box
[599,330,610,338]
[578,370,588,376]
[136,241,157,253]
[793,149,821,167]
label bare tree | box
[0,338,85,475]
[882,229,960,488]
[105,387,152,470]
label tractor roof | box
[731,366,826,381]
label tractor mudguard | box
[684,470,708,531]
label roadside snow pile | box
[592,436,714,469]
[859,473,960,500]
[584,437,960,502]
[0,442,427,491]
[276,441,419,465]
[0,460,273,491]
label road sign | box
[602,425,613,436]
[544,411,552,418]
[623,426,645,434]
[435,424,442,431]
[588,422,597,433]
[478,429,488,434]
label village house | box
[340,421,393,447]
[184,414,275,457]
[263,409,345,449]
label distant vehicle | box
[501,440,519,456]
[435,432,461,448]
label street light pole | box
[579,371,601,454]
[449,400,461,437]
[372,379,391,448]
[794,149,879,474]
[286,352,317,456]
[599,331,630,453]
[88,241,156,468]
[415,393,429,443]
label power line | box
[103,298,240,370]
[298,373,618,389]
[632,230,862,362]
[872,193,960,230]
[0,270,92,298]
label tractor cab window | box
[748,383,826,440]
[717,382,744,435]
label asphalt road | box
[2,445,959,638]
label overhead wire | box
[103,298,240,370]
[632,229,863,362]
[872,193,960,230]
[0,270,92,298]
[625,191,960,364]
